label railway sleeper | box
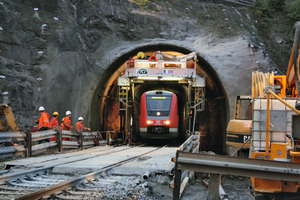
[66,190,97,195]
[53,194,89,200]
[0,185,34,191]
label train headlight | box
[147,120,154,125]
[156,112,160,116]
[163,120,170,125]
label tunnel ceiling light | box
[136,77,159,80]
[161,77,185,81]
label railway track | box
[0,145,165,200]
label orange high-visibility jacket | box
[75,121,87,132]
[148,55,158,61]
[38,112,50,129]
[50,117,59,129]
[63,116,72,130]
[60,122,65,130]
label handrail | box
[0,129,107,160]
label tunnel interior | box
[91,44,229,154]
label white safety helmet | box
[39,106,45,111]
[66,111,71,115]
[78,117,83,121]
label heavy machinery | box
[227,21,300,194]
[0,104,19,132]
[248,22,300,194]
[226,95,252,156]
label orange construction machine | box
[250,22,300,194]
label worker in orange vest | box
[38,106,50,131]
[75,117,91,132]
[148,55,158,61]
[63,111,72,141]
[50,111,59,130]
[63,111,72,131]
[49,111,59,141]
[60,118,65,130]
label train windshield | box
[146,96,172,116]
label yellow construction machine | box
[0,104,19,131]
[226,95,252,156]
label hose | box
[0,162,7,170]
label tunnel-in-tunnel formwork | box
[91,46,229,154]
[117,51,206,143]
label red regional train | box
[139,90,179,139]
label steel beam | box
[176,151,300,182]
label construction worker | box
[38,106,50,131]
[63,111,72,131]
[49,111,59,141]
[156,50,163,60]
[75,117,91,132]
[137,51,145,59]
[60,118,65,130]
[50,111,59,130]
[127,57,135,68]
[148,54,158,61]
[63,111,72,141]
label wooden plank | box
[179,176,189,198]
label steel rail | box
[16,145,164,200]
[175,151,300,182]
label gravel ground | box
[85,172,256,200]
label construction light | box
[136,77,159,80]
[161,77,185,81]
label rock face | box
[0,0,272,153]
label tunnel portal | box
[91,44,228,154]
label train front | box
[139,90,179,139]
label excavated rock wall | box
[0,0,271,139]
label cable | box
[0,162,6,170]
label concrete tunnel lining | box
[91,44,229,154]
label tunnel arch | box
[91,44,229,154]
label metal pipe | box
[143,171,151,180]
[265,93,270,154]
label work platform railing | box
[125,60,197,78]
[0,129,107,159]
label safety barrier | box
[0,129,106,159]
[170,132,200,198]
[0,131,25,159]
[172,151,300,200]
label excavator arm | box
[0,104,19,131]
